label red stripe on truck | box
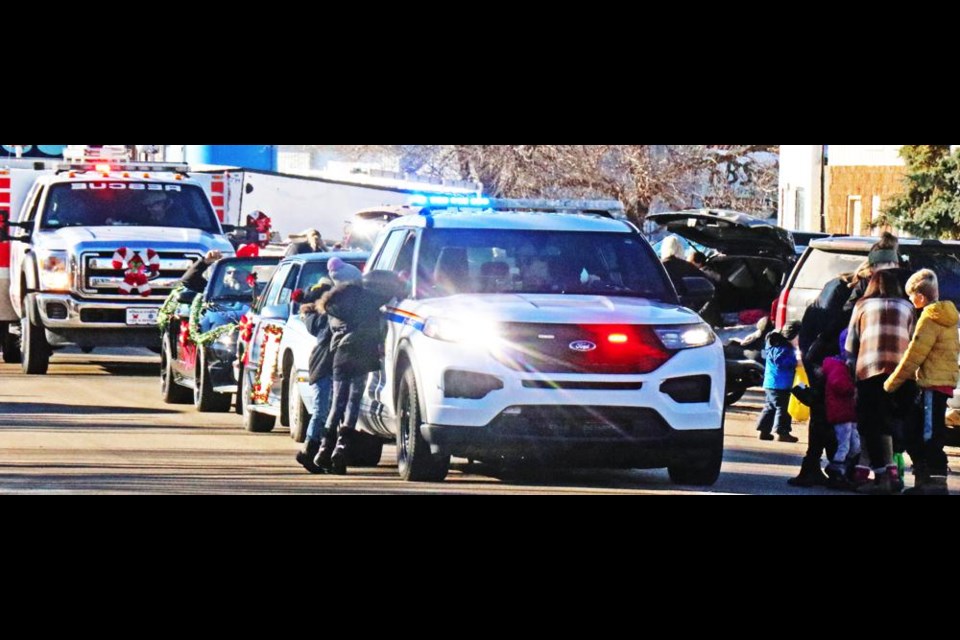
[211,180,224,193]
[0,240,9,268]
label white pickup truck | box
[0,147,234,373]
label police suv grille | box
[488,406,671,440]
[494,323,673,374]
[80,251,199,300]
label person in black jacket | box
[294,278,336,474]
[180,249,222,292]
[314,261,402,474]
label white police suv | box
[358,197,725,483]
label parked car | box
[160,256,279,411]
[648,209,796,327]
[647,209,797,405]
[238,252,381,457]
[776,235,960,445]
[790,231,836,256]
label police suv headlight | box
[423,316,502,348]
[653,323,716,349]
[37,250,71,292]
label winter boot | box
[787,456,828,487]
[296,439,322,474]
[849,465,872,489]
[903,463,929,495]
[825,462,852,490]
[858,465,899,495]
[329,426,354,476]
[314,427,338,473]
[923,475,949,495]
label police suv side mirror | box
[178,289,199,304]
[679,276,715,312]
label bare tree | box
[319,144,778,224]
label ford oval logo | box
[569,340,597,352]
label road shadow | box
[0,403,179,415]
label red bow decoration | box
[246,211,272,248]
[290,288,304,303]
[112,247,160,296]
[237,313,254,343]
[237,243,260,258]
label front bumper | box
[36,293,161,329]
[35,293,162,348]
[421,408,722,466]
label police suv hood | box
[412,294,704,325]
[36,226,235,254]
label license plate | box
[126,307,159,325]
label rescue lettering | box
[71,183,182,192]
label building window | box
[847,196,862,235]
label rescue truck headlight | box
[37,250,71,292]
[653,323,715,350]
[423,316,501,348]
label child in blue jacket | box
[757,320,801,442]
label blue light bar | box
[408,193,490,208]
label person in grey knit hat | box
[327,256,362,285]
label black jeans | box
[856,375,898,467]
[905,389,949,475]
[801,356,837,462]
[325,374,367,432]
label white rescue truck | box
[0,146,234,373]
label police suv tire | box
[1,323,22,363]
[288,377,310,443]
[242,365,276,433]
[349,432,384,467]
[161,337,192,404]
[20,306,50,375]
[667,425,724,486]
[396,368,449,482]
[195,348,231,412]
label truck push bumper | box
[35,293,162,348]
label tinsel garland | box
[157,284,185,334]
[188,295,238,347]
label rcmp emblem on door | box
[569,340,596,352]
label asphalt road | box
[1,349,957,494]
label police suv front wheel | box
[396,368,449,482]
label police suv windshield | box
[416,228,675,301]
[40,182,221,233]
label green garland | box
[157,284,185,334]
[188,294,238,347]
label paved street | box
[1,349,958,494]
